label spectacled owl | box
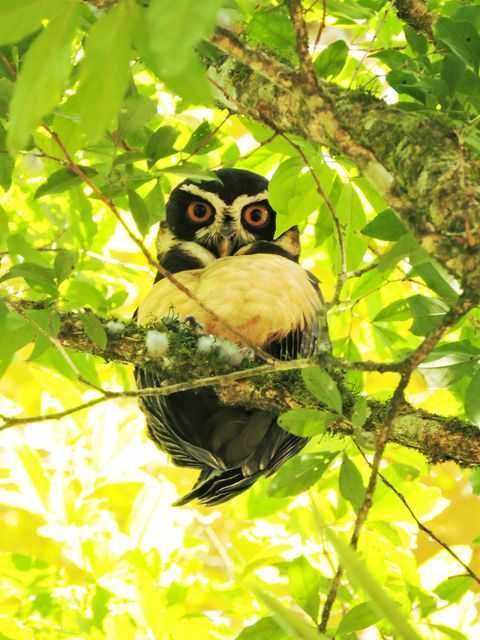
[135,168,327,505]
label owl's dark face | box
[157,169,300,273]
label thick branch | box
[208,31,480,290]
[4,299,480,466]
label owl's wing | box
[266,271,330,360]
[135,256,329,506]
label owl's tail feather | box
[173,428,308,506]
[173,468,261,506]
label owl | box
[135,168,327,506]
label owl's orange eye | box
[243,204,270,228]
[186,201,214,223]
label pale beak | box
[218,237,232,256]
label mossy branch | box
[207,30,480,291]
[3,297,480,466]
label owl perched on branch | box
[135,168,327,506]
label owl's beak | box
[218,237,232,256]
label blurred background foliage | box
[0,0,479,638]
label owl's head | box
[156,169,300,272]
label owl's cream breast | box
[137,253,321,347]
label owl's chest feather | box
[137,253,320,347]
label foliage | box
[0,0,479,639]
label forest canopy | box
[0,0,479,638]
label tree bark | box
[208,30,480,291]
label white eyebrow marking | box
[179,184,226,213]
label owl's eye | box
[243,204,270,228]
[186,201,214,223]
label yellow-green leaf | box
[76,0,134,143]
[7,2,80,153]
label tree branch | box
[208,29,480,290]
[3,297,480,466]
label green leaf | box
[351,396,368,429]
[373,298,411,323]
[470,468,480,495]
[248,582,329,640]
[287,556,322,622]
[0,313,36,359]
[419,344,478,389]
[76,0,134,144]
[339,454,366,513]
[7,3,80,153]
[302,367,343,414]
[317,520,423,640]
[0,262,57,296]
[337,602,383,634]
[377,233,427,272]
[313,40,349,79]
[146,126,180,167]
[145,181,166,224]
[247,8,295,54]
[278,409,336,437]
[0,0,66,45]
[362,209,407,241]
[54,248,77,284]
[441,53,466,97]
[35,167,97,199]
[117,94,157,139]
[127,188,150,236]
[182,121,223,155]
[0,123,13,190]
[80,310,107,349]
[433,575,473,604]
[145,0,222,76]
[465,368,480,427]
[429,625,469,640]
[91,586,112,630]
[404,25,428,55]
[269,157,319,236]
[161,163,221,182]
[435,17,480,73]
[236,617,288,640]
[407,295,449,336]
[267,452,338,498]
[409,261,460,302]
[161,52,213,105]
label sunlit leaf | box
[268,453,338,498]
[7,3,80,152]
[145,0,222,76]
[76,0,134,143]
[339,454,366,513]
[465,367,480,426]
[80,309,107,349]
[0,0,66,46]
[278,408,336,437]
[302,367,342,414]
[314,40,349,79]
[287,555,322,622]
[337,601,383,634]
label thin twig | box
[354,442,480,585]
[0,50,16,78]
[313,0,328,51]
[277,133,347,305]
[318,294,475,632]
[349,1,394,87]
[5,298,106,395]
[179,113,231,164]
